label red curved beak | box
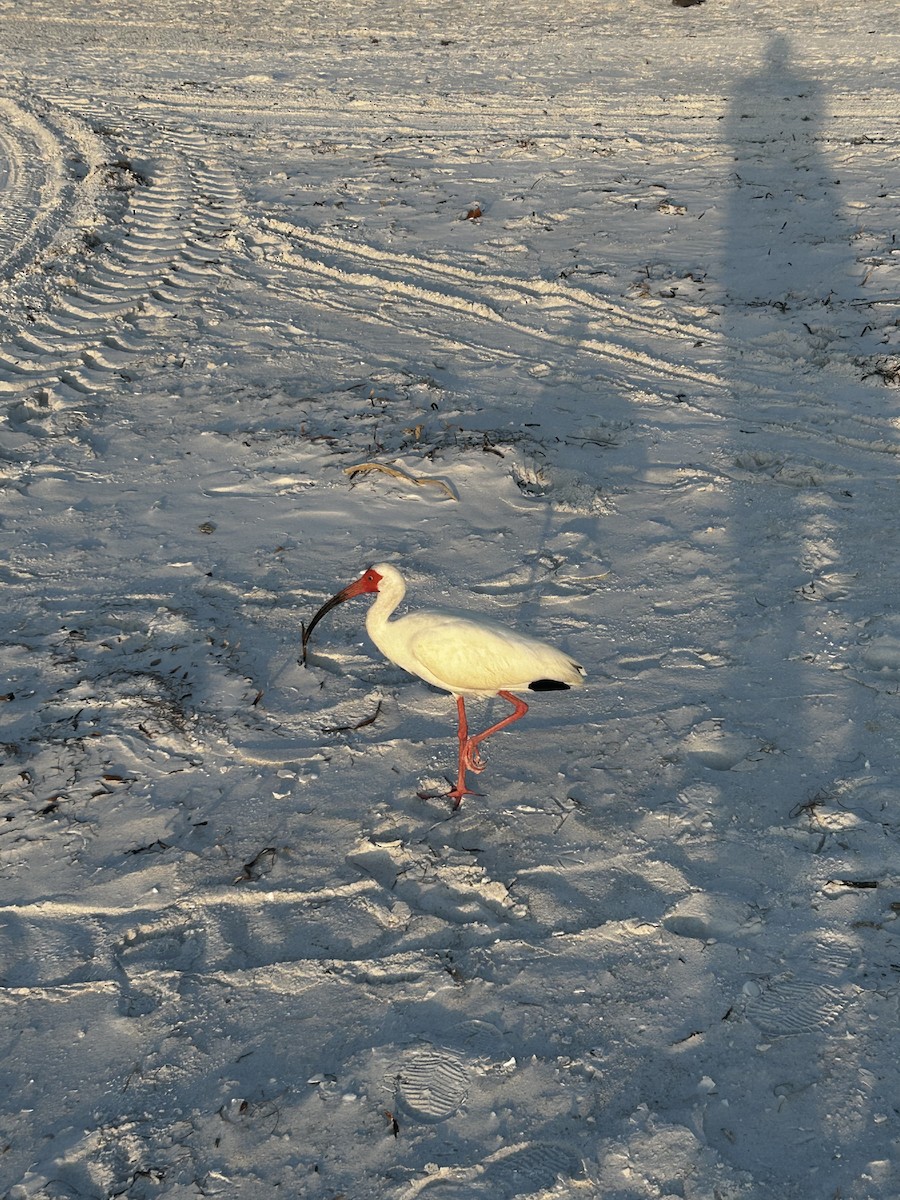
[301,567,382,664]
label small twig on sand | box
[322,699,383,734]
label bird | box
[302,562,585,808]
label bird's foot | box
[463,741,487,773]
[448,783,480,811]
[417,778,481,809]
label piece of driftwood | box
[343,461,457,501]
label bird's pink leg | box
[447,695,481,809]
[459,691,530,785]
[446,693,529,810]
[466,691,530,764]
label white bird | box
[302,562,585,807]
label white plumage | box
[302,562,585,807]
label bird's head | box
[340,565,384,598]
[302,564,401,664]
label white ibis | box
[302,563,585,807]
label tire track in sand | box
[259,215,727,394]
[257,217,900,473]
[0,91,243,423]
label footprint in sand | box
[390,1049,470,1122]
[742,938,857,1037]
[401,1141,581,1198]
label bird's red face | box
[301,567,383,663]
[341,566,383,599]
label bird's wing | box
[407,617,554,693]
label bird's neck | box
[365,582,404,643]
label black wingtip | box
[529,678,571,692]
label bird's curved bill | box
[300,576,371,664]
